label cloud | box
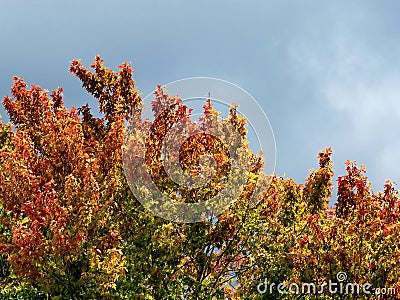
[288,10,400,189]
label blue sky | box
[1,0,399,198]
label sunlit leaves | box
[0,57,139,298]
[0,57,399,299]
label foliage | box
[0,57,399,299]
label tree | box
[0,56,399,299]
[0,57,138,298]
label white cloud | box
[288,16,400,189]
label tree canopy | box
[0,56,399,299]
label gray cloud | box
[288,4,400,189]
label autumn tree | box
[0,56,399,300]
[0,56,139,299]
